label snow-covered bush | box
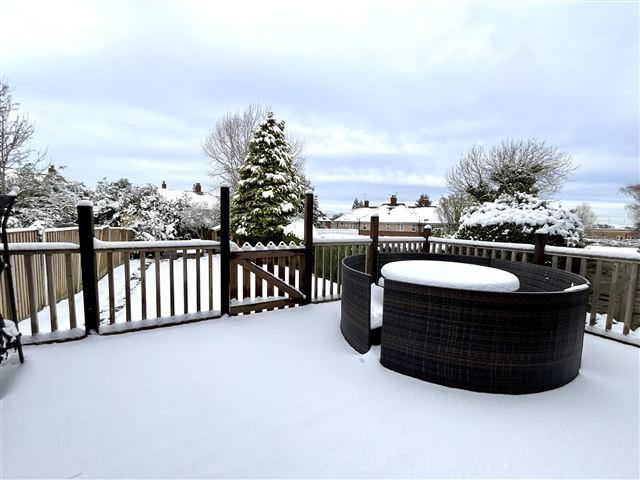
[231,112,304,244]
[8,163,88,229]
[456,193,585,247]
[93,179,218,241]
[175,199,219,239]
[93,180,181,240]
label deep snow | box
[1,302,638,479]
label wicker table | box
[380,260,520,293]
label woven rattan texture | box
[340,252,589,393]
[340,255,372,354]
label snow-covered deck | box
[1,302,638,478]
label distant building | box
[331,194,443,236]
[317,214,333,228]
[585,226,638,240]
[158,181,218,209]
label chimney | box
[193,182,202,194]
[161,181,167,189]
[390,194,397,206]
[364,200,370,208]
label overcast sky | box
[1,1,638,222]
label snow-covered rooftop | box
[334,204,441,224]
[157,186,218,208]
[2,302,638,478]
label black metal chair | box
[1,192,24,364]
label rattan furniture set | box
[340,252,589,394]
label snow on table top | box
[2,302,637,479]
[381,260,520,292]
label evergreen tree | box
[352,198,364,209]
[231,112,303,243]
[415,193,432,207]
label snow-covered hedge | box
[456,193,584,247]
[93,179,218,241]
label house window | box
[396,224,403,232]
[385,224,390,231]
[363,224,368,230]
[411,225,417,232]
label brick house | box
[331,195,443,236]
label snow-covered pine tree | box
[231,112,304,244]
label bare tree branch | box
[446,138,576,202]
[573,202,597,227]
[202,103,306,192]
[620,184,640,229]
[0,80,46,193]
[435,193,473,234]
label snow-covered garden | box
[1,301,638,478]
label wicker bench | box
[340,253,590,394]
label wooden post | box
[367,214,379,283]
[77,200,100,334]
[301,190,314,304]
[220,185,231,316]
[533,231,548,266]
[1,192,19,325]
[423,225,432,253]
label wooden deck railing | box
[0,225,133,324]
[2,197,637,346]
[93,239,221,334]
[0,242,84,342]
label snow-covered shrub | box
[8,163,88,229]
[93,179,218,241]
[174,198,219,239]
[456,193,585,247]
[231,112,304,244]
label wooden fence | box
[3,199,638,346]
[0,226,133,323]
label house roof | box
[333,204,441,224]
[158,187,218,208]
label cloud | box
[0,1,636,224]
[312,168,445,187]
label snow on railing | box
[93,238,220,251]
[234,241,304,251]
[545,245,640,263]
[0,241,80,253]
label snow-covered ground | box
[1,301,638,478]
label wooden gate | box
[230,246,307,314]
